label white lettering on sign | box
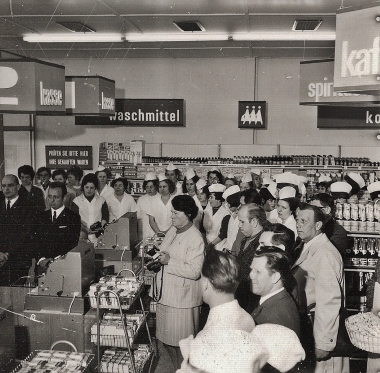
[101,92,115,110]
[308,81,360,98]
[0,66,19,105]
[110,109,180,122]
[366,111,380,124]
[341,37,380,78]
[40,82,63,106]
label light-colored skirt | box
[156,303,201,346]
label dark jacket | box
[18,185,46,212]
[323,216,349,257]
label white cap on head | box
[266,182,277,198]
[330,181,352,198]
[298,175,308,184]
[209,184,226,193]
[262,177,272,186]
[260,182,277,201]
[241,173,252,183]
[184,168,196,180]
[278,186,296,199]
[345,172,365,189]
[97,165,106,171]
[250,168,261,176]
[145,172,157,181]
[166,162,178,171]
[222,185,240,200]
[157,173,168,182]
[274,172,300,187]
[367,181,380,200]
[196,178,207,191]
[209,167,221,173]
[318,175,332,183]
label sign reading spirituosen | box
[75,99,185,126]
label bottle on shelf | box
[351,238,360,266]
[359,238,368,267]
[358,271,367,312]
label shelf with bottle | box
[344,236,380,269]
[345,270,374,313]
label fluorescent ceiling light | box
[126,32,335,42]
[23,33,124,43]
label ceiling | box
[0,0,370,60]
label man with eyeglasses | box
[30,182,81,272]
[0,174,35,285]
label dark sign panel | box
[75,99,185,126]
[0,59,65,115]
[318,106,380,129]
[46,146,93,169]
[238,101,267,129]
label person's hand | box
[0,252,8,267]
[315,348,330,361]
[158,251,170,265]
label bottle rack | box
[93,270,154,373]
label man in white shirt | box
[250,247,300,336]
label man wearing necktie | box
[30,182,81,271]
[0,174,35,285]
[292,204,345,373]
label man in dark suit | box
[250,247,300,336]
[30,182,81,270]
[0,174,35,285]
[235,204,266,312]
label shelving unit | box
[91,270,154,373]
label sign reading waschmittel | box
[0,59,65,114]
[65,76,115,116]
[300,59,378,105]
[46,146,93,170]
[334,3,380,93]
[75,99,185,126]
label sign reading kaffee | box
[334,3,380,93]
[0,59,65,114]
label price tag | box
[150,163,153,167]
[343,166,348,169]
[324,165,328,169]
[358,166,362,170]
[300,165,304,168]
[158,163,162,166]
[261,168,271,176]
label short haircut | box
[311,193,335,214]
[52,169,68,181]
[3,174,19,185]
[143,178,159,190]
[263,223,295,253]
[18,165,35,179]
[111,177,129,190]
[202,249,240,294]
[160,178,176,194]
[49,181,68,198]
[243,204,267,227]
[165,168,181,178]
[67,166,83,181]
[241,189,262,205]
[171,195,199,221]
[182,174,200,194]
[298,203,326,226]
[254,246,292,286]
[198,185,211,199]
[207,170,224,185]
[279,197,299,213]
[95,168,112,179]
[316,181,332,190]
[37,167,51,178]
[226,191,241,208]
[81,173,99,190]
[224,176,238,186]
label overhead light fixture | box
[126,32,335,43]
[23,33,124,43]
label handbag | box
[307,304,359,357]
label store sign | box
[75,99,185,126]
[317,106,380,129]
[46,146,93,169]
[334,3,380,93]
[0,59,65,114]
[65,76,115,116]
[238,101,267,129]
[300,60,378,105]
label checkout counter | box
[0,212,143,367]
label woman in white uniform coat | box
[182,169,203,229]
[106,177,137,222]
[95,167,114,199]
[148,173,175,234]
[165,162,183,197]
[276,186,299,239]
[136,173,160,240]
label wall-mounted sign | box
[300,59,379,105]
[75,99,185,126]
[238,101,267,129]
[65,76,115,116]
[334,3,380,94]
[0,59,65,115]
[46,146,93,169]
[317,106,380,129]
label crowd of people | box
[0,161,375,373]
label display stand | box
[93,270,154,373]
